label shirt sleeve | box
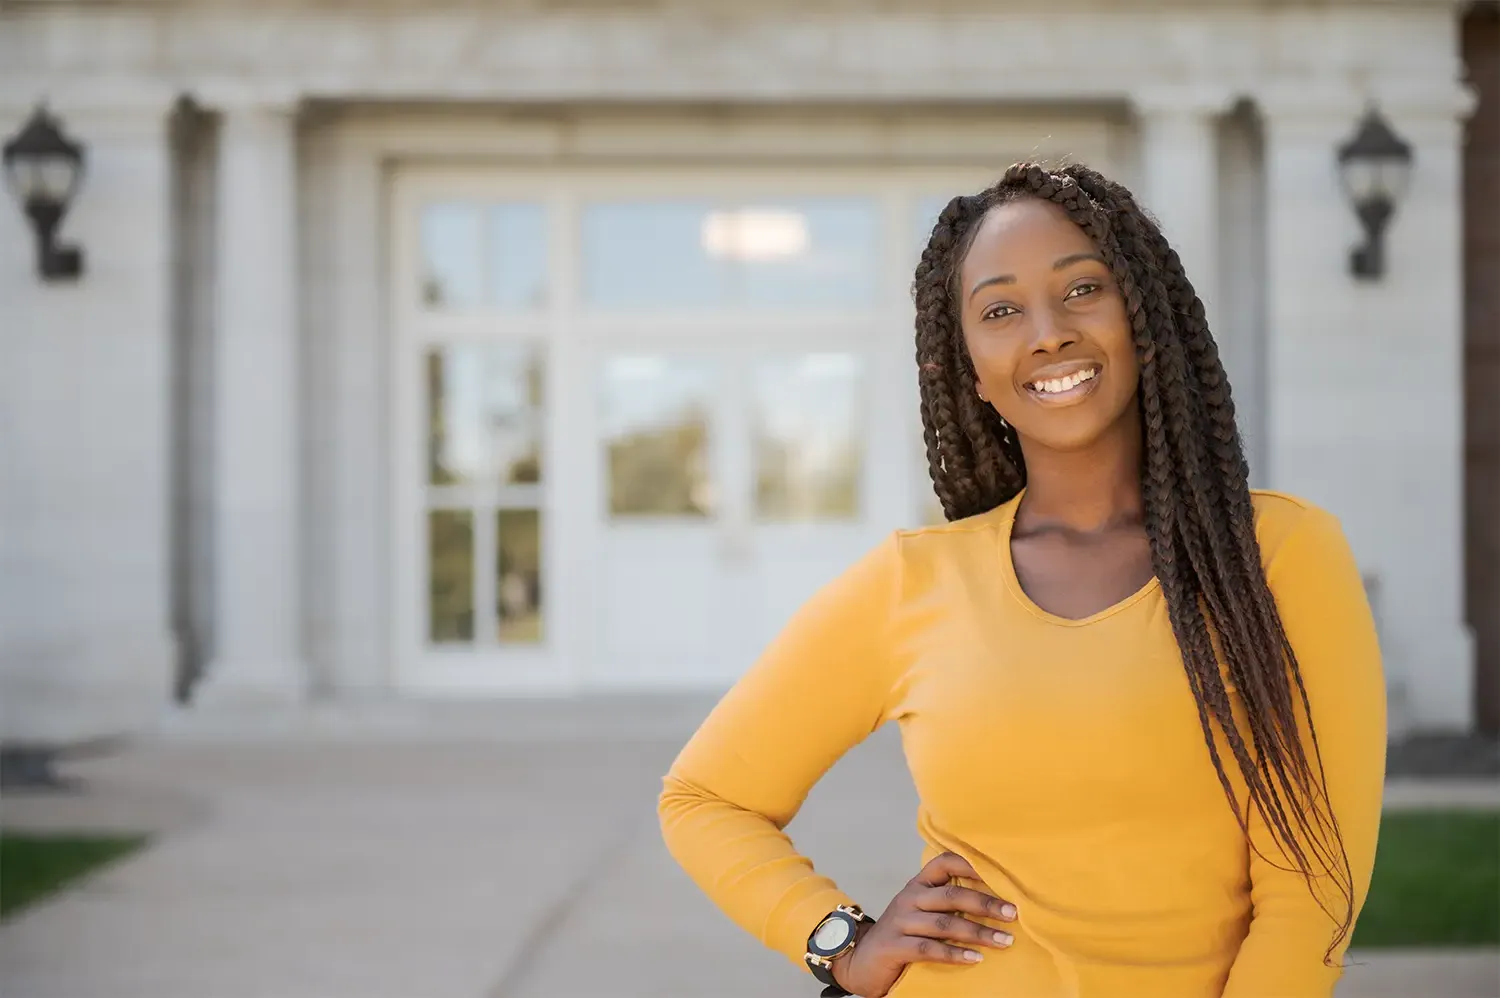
[1221,506,1388,998]
[658,533,904,969]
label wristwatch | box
[803,903,875,996]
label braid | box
[914,195,1025,518]
[913,162,1356,962]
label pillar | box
[1132,87,1229,321]
[193,99,307,705]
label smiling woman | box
[659,162,1386,998]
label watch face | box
[812,915,854,954]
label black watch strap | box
[805,955,847,993]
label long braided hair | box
[915,162,1355,960]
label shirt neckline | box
[995,490,1162,628]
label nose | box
[1028,303,1079,355]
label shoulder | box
[889,497,1017,570]
[1249,490,1364,591]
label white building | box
[1,1,1495,749]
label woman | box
[658,162,1385,998]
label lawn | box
[0,833,147,919]
[1352,809,1499,947]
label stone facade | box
[0,0,1481,741]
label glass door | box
[593,348,756,685]
[578,189,886,685]
[392,184,566,693]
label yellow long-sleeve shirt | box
[659,490,1386,998]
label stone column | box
[194,99,307,705]
[1132,88,1229,320]
[1258,83,1475,732]
[0,95,179,751]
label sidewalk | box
[2,708,1497,998]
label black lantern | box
[3,104,86,281]
[1336,106,1414,281]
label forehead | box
[959,198,1098,288]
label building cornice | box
[0,1,1470,118]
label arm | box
[658,534,904,969]
[1221,507,1388,998]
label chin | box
[1028,431,1111,454]
[1012,395,1138,455]
[1014,415,1115,454]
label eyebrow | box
[966,252,1108,302]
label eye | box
[1065,281,1102,301]
[981,303,1019,321]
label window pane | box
[735,199,879,307]
[582,200,730,308]
[427,343,544,486]
[582,198,879,309]
[602,357,716,517]
[489,204,548,309]
[429,510,474,642]
[420,203,483,309]
[754,353,863,521]
[496,509,543,644]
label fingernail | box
[964,950,983,962]
[1000,903,1018,920]
[994,931,1013,947]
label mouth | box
[1023,364,1102,406]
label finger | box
[913,851,982,888]
[899,934,987,966]
[915,882,1018,923]
[899,910,1015,949]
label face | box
[956,198,1140,454]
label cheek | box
[1098,310,1139,389]
[964,334,1022,390]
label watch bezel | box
[806,909,860,959]
[805,904,873,961]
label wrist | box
[804,904,876,996]
[829,921,873,989]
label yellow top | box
[659,490,1386,998]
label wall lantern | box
[3,104,86,281]
[1336,106,1414,281]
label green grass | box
[1352,810,1499,947]
[0,833,147,919]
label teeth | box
[1031,368,1098,394]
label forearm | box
[660,774,854,965]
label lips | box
[1022,363,1102,405]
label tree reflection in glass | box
[496,509,543,644]
[429,509,474,642]
[427,343,544,487]
[754,353,863,521]
[602,357,716,517]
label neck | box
[1015,407,1144,533]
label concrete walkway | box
[2,703,1497,998]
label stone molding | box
[0,3,1469,118]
